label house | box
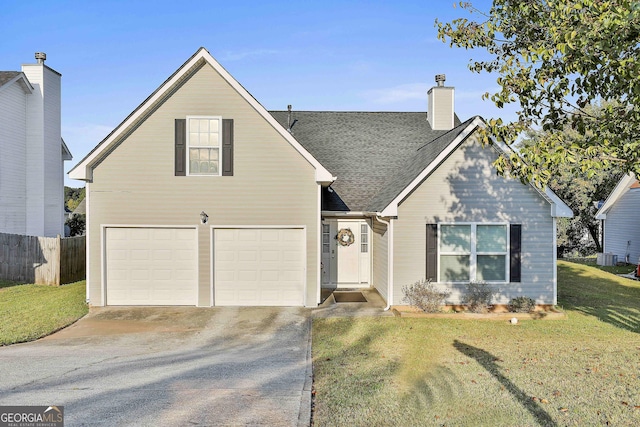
[595,174,640,265]
[0,53,72,237]
[69,48,572,308]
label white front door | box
[323,219,370,287]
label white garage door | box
[105,227,197,305]
[214,228,305,306]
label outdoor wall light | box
[200,211,208,224]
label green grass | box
[0,281,88,346]
[312,261,640,426]
[0,280,22,289]
[564,256,638,276]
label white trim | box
[209,226,214,307]
[552,217,558,305]
[61,138,73,161]
[380,117,483,217]
[595,173,636,220]
[69,47,334,183]
[186,115,223,176]
[212,224,306,229]
[388,218,394,307]
[317,184,322,306]
[85,184,90,304]
[321,210,377,217]
[210,225,308,307]
[101,224,199,306]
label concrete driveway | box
[0,307,312,426]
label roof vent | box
[435,74,446,87]
[35,52,46,64]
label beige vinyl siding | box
[371,218,389,302]
[427,87,454,130]
[0,81,28,234]
[88,62,319,306]
[393,135,555,305]
[604,188,640,264]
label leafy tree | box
[520,106,624,253]
[64,186,85,211]
[436,1,640,187]
[65,215,85,237]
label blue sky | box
[1,0,514,187]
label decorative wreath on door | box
[336,228,355,247]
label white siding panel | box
[0,81,28,235]
[603,188,640,264]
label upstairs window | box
[188,116,221,175]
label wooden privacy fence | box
[0,233,86,285]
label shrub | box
[461,281,495,313]
[402,279,451,313]
[508,296,536,313]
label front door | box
[322,219,370,287]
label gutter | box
[374,215,393,311]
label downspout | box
[375,216,393,311]
[85,182,90,304]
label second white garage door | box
[214,228,305,306]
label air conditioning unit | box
[596,253,618,266]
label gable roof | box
[269,110,463,212]
[69,48,333,183]
[61,138,73,161]
[271,111,571,217]
[0,71,33,94]
[595,173,637,219]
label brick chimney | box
[427,74,455,130]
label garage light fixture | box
[200,211,208,224]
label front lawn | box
[0,281,88,346]
[312,261,640,426]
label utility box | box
[597,252,618,266]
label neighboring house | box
[0,53,72,237]
[71,197,86,216]
[69,48,571,308]
[595,174,640,265]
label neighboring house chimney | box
[21,52,65,237]
[35,52,46,64]
[427,74,455,130]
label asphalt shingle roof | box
[0,71,20,88]
[269,110,468,212]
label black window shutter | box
[175,119,186,176]
[222,119,234,176]
[426,224,438,281]
[510,224,522,282]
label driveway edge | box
[297,315,313,427]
